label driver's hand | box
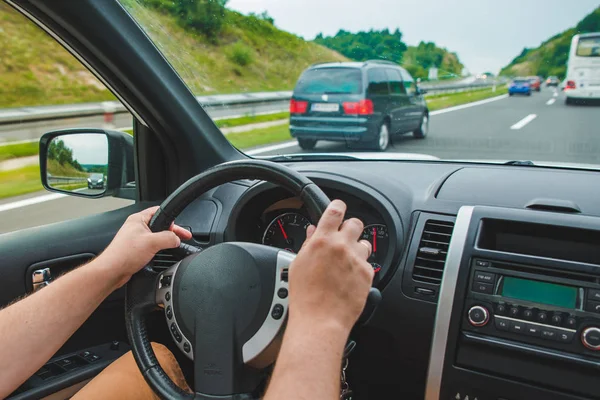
[98,206,192,287]
[288,200,374,333]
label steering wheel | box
[125,159,380,400]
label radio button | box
[496,303,507,315]
[468,306,489,327]
[588,289,600,302]
[537,311,548,323]
[582,327,600,350]
[525,324,542,337]
[495,318,509,331]
[523,308,534,320]
[509,306,520,318]
[566,316,577,329]
[472,282,494,294]
[551,314,563,326]
[556,330,575,343]
[509,320,526,334]
[541,328,558,341]
[474,271,495,283]
[474,259,490,268]
[584,300,600,314]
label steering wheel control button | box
[509,306,520,318]
[495,317,509,331]
[582,327,600,350]
[170,323,182,343]
[277,288,288,299]
[165,291,171,302]
[467,306,489,327]
[271,304,284,320]
[183,342,191,353]
[472,281,494,294]
[474,270,495,283]
[166,306,173,320]
[585,300,600,314]
[160,274,172,288]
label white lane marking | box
[429,94,508,116]
[0,193,66,213]
[245,141,298,155]
[553,92,558,97]
[510,114,537,130]
[546,98,556,105]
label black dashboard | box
[170,160,600,399]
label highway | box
[1,87,599,234]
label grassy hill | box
[500,6,600,78]
[0,2,345,108]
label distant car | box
[289,60,429,151]
[508,78,532,96]
[527,76,541,92]
[546,76,560,87]
[87,173,105,189]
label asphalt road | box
[2,87,599,235]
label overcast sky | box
[60,134,108,165]
[227,0,599,74]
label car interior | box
[3,1,600,400]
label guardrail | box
[0,80,501,126]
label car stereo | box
[462,259,600,355]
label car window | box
[294,68,362,94]
[386,69,407,95]
[576,36,600,57]
[0,4,134,234]
[367,68,390,95]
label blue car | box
[508,78,532,96]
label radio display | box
[501,277,577,308]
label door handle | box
[32,268,52,292]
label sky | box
[60,134,108,165]
[227,0,600,74]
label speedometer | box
[262,212,311,254]
[360,224,389,273]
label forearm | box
[0,255,123,398]
[264,317,349,400]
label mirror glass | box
[46,133,108,195]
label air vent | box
[412,220,455,285]
[150,251,180,271]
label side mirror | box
[39,128,135,200]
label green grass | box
[216,112,289,128]
[0,165,43,199]
[0,141,38,161]
[227,124,291,149]
[426,86,508,111]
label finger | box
[339,218,364,241]
[306,225,316,240]
[356,239,372,260]
[170,223,193,240]
[139,206,161,225]
[150,231,181,251]
[315,200,346,234]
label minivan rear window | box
[294,68,362,94]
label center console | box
[426,206,600,400]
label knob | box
[581,327,600,350]
[468,305,489,327]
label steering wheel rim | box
[125,159,331,400]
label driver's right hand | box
[288,200,374,334]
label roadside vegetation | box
[0,141,38,161]
[500,6,600,78]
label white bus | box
[564,32,600,104]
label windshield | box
[119,0,600,167]
[576,36,600,57]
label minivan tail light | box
[343,99,374,115]
[566,80,576,89]
[290,99,308,114]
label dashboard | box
[171,160,600,400]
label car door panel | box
[386,68,410,134]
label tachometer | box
[262,212,311,254]
[360,224,389,273]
